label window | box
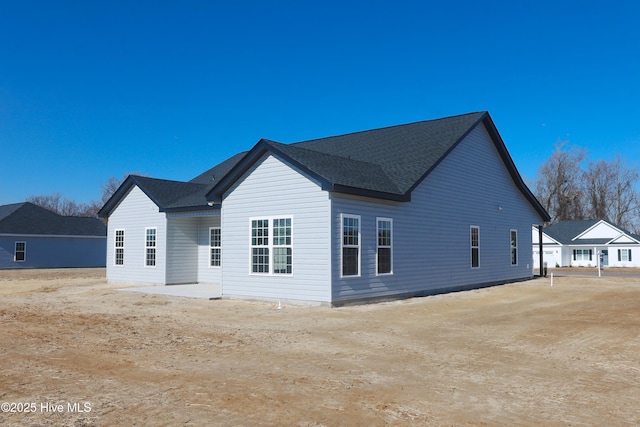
[145,228,156,267]
[251,217,292,274]
[342,214,360,277]
[14,241,26,262]
[273,218,292,274]
[510,230,518,266]
[210,227,221,267]
[115,229,125,266]
[251,219,269,273]
[618,249,632,262]
[470,226,480,268]
[377,218,393,275]
[573,249,592,261]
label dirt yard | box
[0,269,639,426]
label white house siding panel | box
[221,154,331,303]
[166,217,199,284]
[579,222,618,239]
[331,124,543,303]
[106,186,167,284]
[197,216,222,284]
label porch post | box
[538,224,544,277]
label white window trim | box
[376,217,393,276]
[114,229,125,267]
[341,214,361,278]
[510,229,518,266]
[144,227,157,268]
[619,248,631,262]
[14,241,26,262]
[249,216,293,276]
[471,225,480,269]
[209,227,221,268]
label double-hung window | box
[115,229,125,266]
[145,228,156,267]
[342,214,360,277]
[510,229,518,266]
[377,218,393,275]
[273,218,292,274]
[618,249,632,262]
[251,217,292,274]
[470,226,480,268]
[14,241,26,262]
[210,227,221,267]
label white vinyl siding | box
[105,186,167,284]
[165,217,198,284]
[197,216,222,284]
[221,154,331,303]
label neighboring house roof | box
[99,111,550,221]
[542,220,640,245]
[0,202,106,236]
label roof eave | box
[330,184,409,202]
[481,114,551,223]
[162,204,221,213]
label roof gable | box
[543,219,640,245]
[0,202,106,236]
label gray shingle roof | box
[0,202,106,236]
[543,220,600,244]
[99,111,550,222]
[291,111,485,195]
[98,152,247,217]
[544,220,640,245]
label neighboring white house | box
[0,202,107,269]
[532,220,640,269]
[99,111,550,306]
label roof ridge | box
[290,111,487,145]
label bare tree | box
[534,140,587,224]
[609,155,639,230]
[536,142,640,231]
[584,159,615,220]
[26,172,137,218]
[27,193,64,214]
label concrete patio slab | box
[120,284,221,300]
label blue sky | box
[2,1,639,206]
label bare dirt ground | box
[1,269,639,426]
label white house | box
[532,220,640,269]
[99,111,550,306]
[0,202,106,269]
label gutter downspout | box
[538,225,544,277]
